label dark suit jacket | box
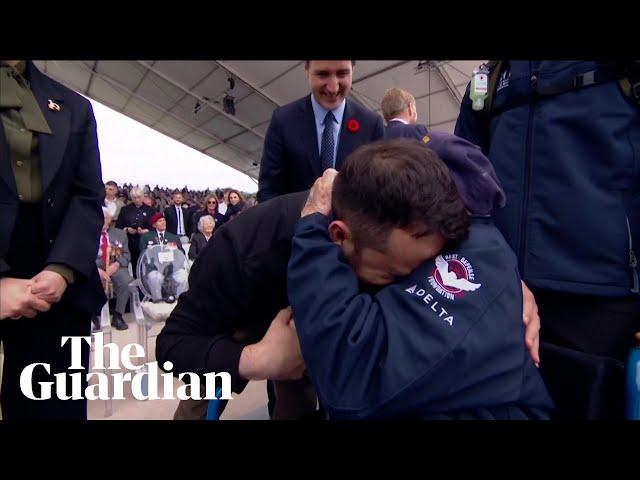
[0,61,105,314]
[115,203,155,256]
[156,191,308,394]
[188,231,212,260]
[257,95,384,202]
[384,119,429,142]
[116,203,155,231]
[164,204,191,236]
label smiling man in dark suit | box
[257,60,384,203]
[0,60,105,420]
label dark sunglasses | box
[207,201,217,204]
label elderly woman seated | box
[189,215,215,260]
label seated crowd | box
[96,181,255,331]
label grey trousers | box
[109,268,133,314]
[146,268,188,301]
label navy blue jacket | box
[384,119,429,142]
[288,214,553,419]
[257,95,384,203]
[455,61,640,297]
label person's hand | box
[635,332,640,346]
[239,307,306,381]
[521,281,540,366]
[302,168,338,217]
[98,268,110,283]
[107,262,120,277]
[126,227,137,235]
[0,277,51,320]
[138,227,149,234]
[30,270,68,305]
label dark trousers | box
[128,234,141,279]
[534,289,640,362]
[534,288,640,419]
[0,304,91,420]
[1,202,90,420]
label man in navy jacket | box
[158,134,543,419]
[257,61,384,203]
[381,87,430,142]
[455,61,640,418]
[287,139,553,419]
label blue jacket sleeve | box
[454,83,491,155]
[287,214,409,418]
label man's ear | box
[408,101,417,122]
[328,220,352,245]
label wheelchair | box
[128,243,190,397]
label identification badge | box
[158,251,175,263]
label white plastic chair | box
[128,243,190,396]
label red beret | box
[150,212,164,226]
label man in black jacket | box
[156,134,541,419]
[164,191,190,241]
[116,186,155,277]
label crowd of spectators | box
[117,184,256,216]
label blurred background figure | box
[381,87,430,141]
[164,191,190,244]
[95,208,132,331]
[191,193,226,236]
[104,180,124,225]
[189,215,215,260]
[225,189,246,222]
[116,186,154,278]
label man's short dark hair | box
[305,60,356,68]
[105,181,118,188]
[332,138,470,252]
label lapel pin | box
[47,99,61,112]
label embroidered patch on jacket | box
[428,254,481,301]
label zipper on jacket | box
[518,65,538,276]
[627,216,639,293]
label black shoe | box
[92,316,101,332]
[111,313,129,331]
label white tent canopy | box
[34,60,482,180]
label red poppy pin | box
[347,118,360,133]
